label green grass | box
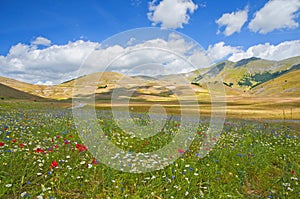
[0,102,299,198]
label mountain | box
[252,69,300,97]
[0,56,299,101]
[191,56,300,92]
[0,83,44,100]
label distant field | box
[2,94,300,120]
[90,96,300,120]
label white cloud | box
[188,50,211,68]
[35,80,53,85]
[0,34,206,84]
[0,40,100,84]
[147,0,198,29]
[1,34,299,85]
[249,0,300,34]
[31,36,51,46]
[82,33,206,76]
[216,9,248,36]
[207,42,242,61]
[229,40,300,61]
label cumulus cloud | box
[249,0,300,34]
[81,33,208,76]
[216,9,248,36]
[31,36,51,46]
[207,42,242,61]
[147,0,198,29]
[229,40,300,62]
[0,34,209,84]
[0,39,100,84]
[1,34,299,85]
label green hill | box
[191,56,300,92]
[252,69,300,97]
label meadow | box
[0,101,299,198]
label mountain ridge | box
[0,56,299,100]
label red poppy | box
[291,170,295,175]
[50,161,58,168]
[12,139,17,143]
[76,143,88,152]
[92,158,98,165]
[178,148,184,154]
[145,141,149,145]
[56,135,60,139]
[79,145,87,152]
[0,142,4,147]
[19,143,25,148]
[35,148,45,153]
[197,131,201,135]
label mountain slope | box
[191,56,300,91]
[252,69,300,97]
[0,56,299,100]
[0,83,44,100]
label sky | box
[0,0,300,85]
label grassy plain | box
[0,100,299,198]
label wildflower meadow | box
[0,102,299,198]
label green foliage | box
[237,68,297,89]
[251,72,273,82]
[238,74,253,87]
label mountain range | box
[0,56,299,101]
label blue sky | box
[0,0,300,84]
